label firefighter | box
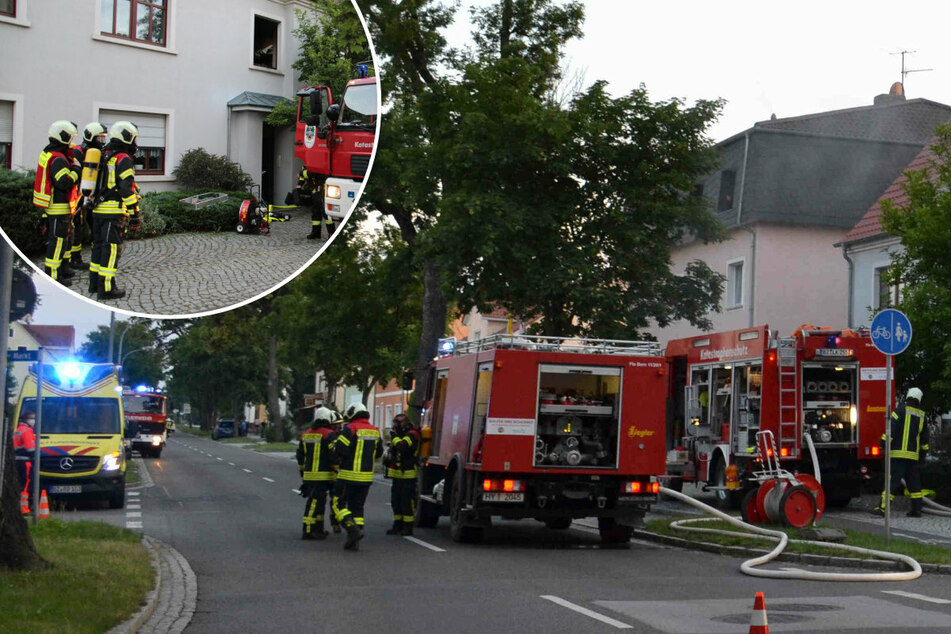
[90,121,141,300]
[65,122,108,273]
[297,407,338,540]
[384,412,421,536]
[33,120,81,286]
[294,167,329,240]
[330,402,382,550]
[874,387,930,518]
[13,411,37,500]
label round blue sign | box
[870,309,913,355]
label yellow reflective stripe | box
[302,472,333,481]
[335,435,351,447]
[54,167,77,182]
[354,438,365,472]
[356,429,380,438]
[338,470,374,482]
[119,168,135,180]
[121,194,137,206]
[901,411,912,452]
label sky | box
[24,0,951,344]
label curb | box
[107,536,162,634]
[632,529,951,575]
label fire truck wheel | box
[449,470,483,543]
[712,459,741,510]
[597,517,632,544]
[543,517,573,530]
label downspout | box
[841,246,854,329]
[226,106,232,159]
[735,131,755,327]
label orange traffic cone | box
[38,490,51,520]
[749,592,769,634]
[20,490,30,515]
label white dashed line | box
[262,477,275,483]
[126,511,142,518]
[243,468,252,473]
[217,457,223,461]
[882,590,951,604]
[403,536,446,552]
[292,489,301,495]
[126,521,143,529]
[540,596,632,629]
[229,462,235,466]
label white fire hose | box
[659,487,922,582]
[923,497,951,517]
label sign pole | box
[32,347,43,525]
[884,354,891,544]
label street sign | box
[6,348,38,362]
[870,309,912,356]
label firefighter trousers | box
[67,208,89,263]
[880,458,923,514]
[331,480,371,528]
[91,214,124,292]
[44,214,71,280]
[309,198,335,236]
[302,480,335,536]
[390,477,417,525]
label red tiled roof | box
[24,325,75,349]
[841,139,940,244]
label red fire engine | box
[664,325,891,508]
[122,386,168,459]
[295,65,377,221]
[416,334,667,544]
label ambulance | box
[13,362,127,508]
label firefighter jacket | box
[94,145,138,215]
[883,403,930,461]
[297,424,337,482]
[297,168,319,195]
[13,422,36,455]
[385,427,420,480]
[33,142,79,214]
[331,415,382,483]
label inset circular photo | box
[0,0,378,317]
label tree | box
[880,124,951,411]
[78,320,165,387]
[265,0,372,127]
[356,0,726,420]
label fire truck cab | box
[122,386,168,459]
[416,334,667,543]
[665,325,890,507]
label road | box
[70,434,951,633]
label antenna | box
[891,50,933,93]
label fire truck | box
[295,65,377,222]
[122,386,168,459]
[415,334,667,544]
[664,325,891,508]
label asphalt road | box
[70,435,951,632]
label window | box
[100,109,167,175]
[0,0,14,17]
[253,15,279,69]
[874,265,901,309]
[0,101,12,170]
[717,170,736,212]
[101,0,167,46]
[727,259,744,309]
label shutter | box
[0,101,13,144]
[99,110,166,148]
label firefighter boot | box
[46,266,73,287]
[908,498,923,518]
[400,522,414,537]
[342,517,363,550]
[59,260,76,279]
[331,517,341,534]
[98,278,127,300]
[70,252,90,270]
[386,520,402,536]
[88,272,98,294]
[306,223,320,239]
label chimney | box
[874,82,906,106]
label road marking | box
[128,491,139,497]
[541,596,632,629]
[217,457,223,461]
[403,536,446,552]
[229,462,235,466]
[882,590,951,604]
[126,521,143,529]
[127,504,141,510]
[126,511,142,518]
[292,489,301,495]
[243,468,252,473]
[262,477,275,483]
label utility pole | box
[891,50,933,94]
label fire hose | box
[659,487,922,582]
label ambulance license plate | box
[49,485,82,494]
[482,492,524,503]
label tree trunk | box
[267,335,282,441]
[409,259,447,424]
[0,433,47,571]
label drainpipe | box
[841,246,854,329]
[735,131,754,327]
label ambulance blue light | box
[58,362,83,381]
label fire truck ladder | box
[776,338,799,457]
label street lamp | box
[117,347,148,385]
[116,322,136,366]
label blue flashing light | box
[135,384,149,393]
[58,362,84,381]
[826,334,838,349]
[357,64,368,78]
[438,338,456,357]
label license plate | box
[482,492,524,503]
[49,485,82,494]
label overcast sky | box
[25,0,951,345]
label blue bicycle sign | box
[870,309,912,355]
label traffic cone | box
[749,592,769,634]
[20,490,30,515]
[38,490,51,520]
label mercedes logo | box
[59,456,74,471]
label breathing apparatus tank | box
[80,147,102,198]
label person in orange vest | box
[33,121,81,286]
[13,411,37,501]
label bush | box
[0,168,47,257]
[172,148,254,192]
[134,189,251,237]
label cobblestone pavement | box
[39,211,333,316]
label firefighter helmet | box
[48,120,78,144]
[83,122,107,144]
[344,403,368,421]
[906,387,923,403]
[109,121,139,145]
[314,406,334,425]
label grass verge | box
[179,426,212,438]
[254,442,298,452]
[0,520,153,633]
[645,518,951,565]
[220,437,260,444]
[125,458,141,487]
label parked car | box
[212,418,236,440]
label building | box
[0,0,336,201]
[6,322,75,395]
[649,85,951,344]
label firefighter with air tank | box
[384,412,420,537]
